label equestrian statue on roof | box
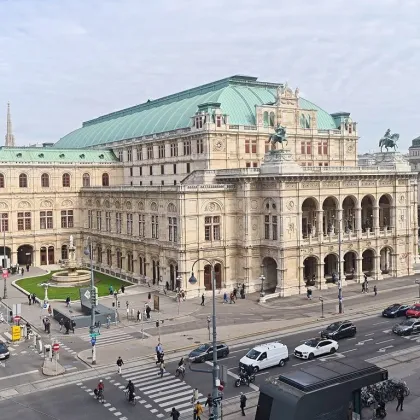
[379,128,399,152]
[269,124,288,148]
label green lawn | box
[15,271,132,301]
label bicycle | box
[94,388,105,403]
[175,366,186,380]
[125,389,137,406]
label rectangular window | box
[174,180,177,185]
[197,138,204,154]
[149,166,153,176]
[245,139,250,154]
[140,181,142,186]
[170,142,178,157]
[204,216,221,241]
[301,142,305,155]
[168,217,177,242]
[147,145,154,159]
[173,164,177,174]
[127,148,132,162]
[161,180,164,185]
[96,211,102,231]
[127,213,133,235]
[195,116,203,129]
[161,165,164,175]
[0,213,8,232]
[139,167,143,176]
[40,211,53,229]
[129,167,133,177]
[246,162,251,168]
[183,140,191,156]
[150,180,153,185]
[116,212,122,234]
[17,212,31,231]
[118,150,123,161]
[264,215,270,239]
[87,210,93,229]
[216,115,222,127]
[318,141,328,155]
[138,214,145,237]
[136,146,142,161]
[152,215,159,239]
[186,163,190,173]
[272,216,278,240]
[306,142,311,155]
[105,211,111,232]
[318,142,322,155]
[158,144,165,158]
[251,139,257,154]
[323,142,328,155]
[61,210,74,229]
[253,162,258,167]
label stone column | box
[317,210,323,239]
[318,262,327,290]
[339,257,347,286]
[374,254,383,280]
[356,256,363,283]
[390,205,396,234]
[373,206,380,235]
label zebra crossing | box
[108,365,204,418]
[383,330,420,342]
[80,329,136,347]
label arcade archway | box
[262,257,277,293]
[303,256,318,284]
[17,245,33,266]
[344,251,357,279]
[324,253,338,281]
[301,198,318,238]
[322,197,338,234]
[362,249,375,274]
[380,247,392,274]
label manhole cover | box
[187,337,193,340]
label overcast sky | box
[1,0,419,151]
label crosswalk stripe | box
[164,398,202,412]
[132,374,172,387]
[153,389,194,403]
[126,370,168,381]
[179,407,194,415]
[144,381,187,395]
[147,384,191,398]
[122,366,158,375]
[160,393,203,409]
[138,378,179,391]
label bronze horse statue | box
[379,129,399,152]
[269,124,288,148]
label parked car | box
[406,304,420,318]
[320,321,356,339]
[239,342,289,373]
[189,342,229,363]
[0,342,10,360]
[392,319,420,336]
[294,338,339,360]
[382,304,410,318]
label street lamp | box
[176,275,182,315]
[259,274,265,297]
[188,259,220,420]
[416,280,420,299]
[319,296,324,318]
[2,226,7,299]
[84,237,97,365]
[332,214,344,314]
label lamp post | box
[260,274,265,297]
[84,237,97,365]
[332,214,344,314]
[2,226,7,299]
[176,275,182,314]
[188,259,220,420]
[416,280,420,299]
[319,296,324,318]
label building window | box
[17,212,31,231]
[168,217,177,242]
[138,214,145,237]
[161,180,164,186]
[204,216,221,241]
[150,181,153,185]
[246,162,251,168]
[161,165,164,175]
[245,139,250,154]
[127,148,132,162]
[174,180,177,185]
[197,138,204,154]
[253,162,258,167]
[300,142,311,155]
[116,212,122,234]
[87,210,93,229]
[183,140,191,156]
[41,173,50,188]
[102,173,109,186]
[40,211,53,229]
[264,213,278,240]
[127,252,133,272]
[116,250,122,269]
[272,215,278,240]
[105,211,111,232]
[318,141,328,155]
[118,150,123,161]
[264,215,270,239]
[147,145,154,159]
[96,211,102,230]
[149,166,153,176]
[0,213,8,232]
[136,146,143,161]
[173,164,177,174]
[61,245,68,260]
[152,215,159,239]
[62,173,71,187]
[170,142,178,157]
[158,144,165,158]
[106,249,112,266]
[97,246,102,263]
[61,210,74,228]
[139,167,143,176]
[186,163,190,173]
[19,173,28,188]
[139,257,143,275]
[195,116,203,129]
[129,167,133,177]
[0,174,4,188]
[127,213,133,235]
[216,115,222,127]
[82,173,90,187]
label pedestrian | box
[107,314,111,328]
[28,294,31,305]
[64,319,70,334]
[116,356,124,374]
[42,317,47,332]
[201,293,205,306]
[45,318,51,334]
[361,282,365,293]
[137,310,141,322]
[194,401,204,420]
[233,288,237,299]
[21,267,24,276]
[32,293,36,304]
[373,285,377,296]
[121,285,125,294]
[71,319,76,333]
[59,318,64,332]
[230,292,235,304]
[156,342,163,363]
[223,291,228,304]
[146,304,151,320]
[170,407,180,419]
[396,388,404,411]
[158,359,165,377]
[65,296,70,307]
[240,393,247,416]
[205,393,213,415]
[306,288,312,300]
[191,388,199,404]
[26,263,30,272]
[48,305,52,317]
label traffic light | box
[117,301,120,308]
[90,289,97,307]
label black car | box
[320,321,356,340]
[382,303,410,318]
[392,319,420,336]
[0,342,10,360]
[188,343,229,363]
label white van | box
[239,342,289,373]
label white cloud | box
[0,0,419,150]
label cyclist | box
[178,357,185,367]
[96,380,104,401]
[126,380,135,402]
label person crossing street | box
[117,356,124,374]
[240,393,247,416]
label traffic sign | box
[43,303,48,309]
[84,290,91,300]
[91,338,96,345]
[52,343,60,352]
[13,315,21,322]
[213,397,222,403]
[2,269,8,279]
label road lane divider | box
[356,339,373,345]
[378,345,394,353]
[341,349,357,354]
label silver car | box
[392,319,420,336]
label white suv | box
[294,338,338,360]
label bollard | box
[36,335,43,353]
[44,344,52,361]
[22,325,27,339]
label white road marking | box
[113,412,122,416]
[292,360,313,366]
[376,339,394,345]
[356,339,373,345]
[109,407,116,412]
[104,403,111,407]
[341,349,358,354]
[365,333,375,336]
[373,321,389,326]
[0,370,38,381]
[378,345,394,353]
[255,371,270,376]
[383,330,391,334]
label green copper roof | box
[54,75,339,149]
[0,147,118,163]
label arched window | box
[62,173,71,187]
[269,112,275,127]
[82,173,90,187]
[102,173,109,187]
[61,245,68,260]
[116,249,122,269]
[263,111,269,127]
[0,174,4,188]
[127,252,133,272]
[139,257,143,275]
[19,173,28,188]
[106,249,112,266]
[41,173,50,188]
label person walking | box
[158,359,165,378]
[170,407,180,419]
[205,393,213,415]
[240,393,247,416]
[156,342,163,363]
[361,282,365,293]
[191,388,199,404]
[223,291,228,304]
[146,304,151,320]
[45,318,51,334]
[59,318,64,332]
[194,401,204,420]
[306,288,312,300]
[32,293,36,305]
[201,293,205,306]
[21,267,24,276]
[116,356,124,374]
[373,285,378,296]
[106,314,111,328]
[396,388,404,411]
[28,294,31,305]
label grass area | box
[15,271,131,301]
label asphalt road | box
[163,313,420,400]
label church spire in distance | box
[5,102,15,147]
